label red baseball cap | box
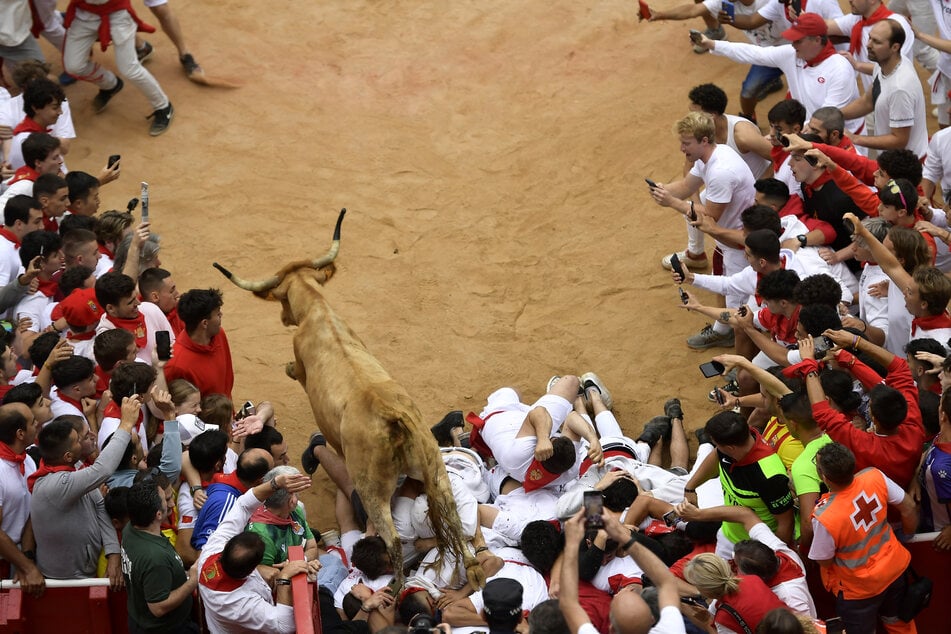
[52,287,102,328]
[781,13,827,41]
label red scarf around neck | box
[199,552,246,592]
[805,41,837,67]
[803,171,833,196]
[8,166,39,186]
[106,312,148,349]
[850,5,892,54]
[911,311,951,335]
[12,117,48,136]
[36,277,59,298]
[0,227,21,248]
[27,459,75,492]
[0,441,26,475]
[211,471,250,494]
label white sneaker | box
[661,250,709,271]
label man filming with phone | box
[649,112,756,350]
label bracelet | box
[684,487,696,493]
[622,533,638,551]
[276,578,292,586]
[851,335,859,351]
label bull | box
[213,209,483,589]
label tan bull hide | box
[213,210,483,590]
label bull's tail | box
[394,415,485,590]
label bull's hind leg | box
[349,454,404,586]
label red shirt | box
[812,356,925,488]
[757,305,801,347]
[164,329,234,400]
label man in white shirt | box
[197,470,312,634]
[839,20,928,157]
[0,195,43,287]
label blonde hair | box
[685,553,740,598]
[168,379,199,406]
[674,111,716,144]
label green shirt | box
[121,524,192,632]
[790,433,833,497]
[247,505,315,565]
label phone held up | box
[699,360,724,379]
[155,330,171,361]
[108,154,120,169]
[583,490,604,531]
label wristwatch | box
[276,578,292,586]
[796,234,808,248]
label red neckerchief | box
[911,311,951,335]
[106,312,148,349]
[836,135,856,153]
[12,117,48,136]
[8,166,39,187]
[464,410,501,462]
[36,277,58,298]
[93,365,110,399]
[803,171,833,196]
[42,214,59,233]
[608,574,642,593]
[805,40,837,67]
[27,459,75,492]
[67,329,96,341]
[522,457,561,491]
[249,507,304,536]
[850,5,893,54]
[98,244,114,258]
[211,471,250,494]
[0,441,26,475]
[727,428,775,470]
[103,400,143,431]
[199,552,246,592]
[579,449,636,476]
[166,306,185,336]
[0,227,21,248]
[770,145,789,172]
[771,552,805,585]
[57,392,85,415]
[63,0,155,51]
[778,195,804,219]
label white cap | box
[177,413,219,446]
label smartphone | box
[583,490,604,530]
[714,388,726,406]
[237,400,256,420]
[813,334,833,357]
[722,0,735,19]
[843,218,855,234]
[645,178,658,189]
[825,617,844,634]
[804,153,819,167]
[679,288,689,305]
[155,330,171,361]
[689,29,703,44]
[140,181,150,222]
[699,360,725,378]
[662,509,681,527]
[107,154,121,169]
[669,253,686,280]
[775,128,790,147]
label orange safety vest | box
[812,468,910,600]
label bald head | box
[609,587,654,634]
[236,448,274,486]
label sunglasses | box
[886,179,908,211]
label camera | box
[408,614,438,634]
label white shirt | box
[871,61,928,158]
[3,97,76,172]
[923,127,951,201]
[689,144,757,253]
[576,606,686,634]
[0,452,36,548]
[197,490,296,634]
[833,13,915,90]
[98,409,149,451]
[95,301,175,365]
[0,0,31,47]
[712,41,862,132]
[859,263,890,335]
[0,233,22,288]
[748,523,816,617]
[14,290,54,332]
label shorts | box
[929,69,951,126]
[0,36,45,64]
[740,65,784,100]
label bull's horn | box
[212,262,280,292]
[310,208,347,269]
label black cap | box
[483,578,523,617]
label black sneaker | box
[137,41,154,63]
[664,398,684,421]
[180,53,202,76]
[430,410,464,446]
[637,416,672,449]
[695,427,713,446]
[148,102,174,136]
[92,77,124,113]
[300,432,326,475]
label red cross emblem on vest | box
[850,491,882,531]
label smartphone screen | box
[155,330,171,361]
[583,490,604,530]
[663,510,681,527]
[699,360,725,378]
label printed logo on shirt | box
[850,491,883,531]
[818,77,826,84]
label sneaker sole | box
[661,253,709,271]
[686,335,735,350]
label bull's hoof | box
[285,361,299,380]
